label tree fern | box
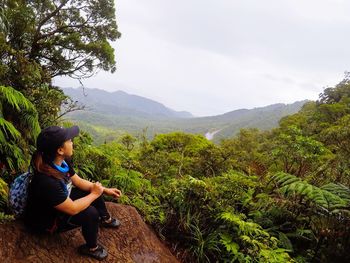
[320,183,350,203]
[272,172,350,212]
[0,86,40,172]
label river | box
[205,129,221,140]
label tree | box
[0,0,120,125]
[1,0,120,88]
[318,73,350,104]
[28,85,85,127]
[139,132,213,179]
[220,129,270,176]
[271,126,329,177]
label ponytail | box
[31,151,64,179]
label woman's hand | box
[91,182,104,197]
[104,188,122,199]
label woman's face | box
[57,139,74,157]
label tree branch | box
[36,0,70,34]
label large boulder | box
[0,203,179,263]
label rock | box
[0,203,179,263]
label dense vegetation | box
[3,79,350,262]
[1,2,350,262]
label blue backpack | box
[9,168,33,218]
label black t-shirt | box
[24,160,76,233]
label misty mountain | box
[63,87,193,119]
[63,87,307,142]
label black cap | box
[37,126,80,154]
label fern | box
[220,233,240,254]
[0,86,40,171]
[108,169,145,194]
[0,119,21,141]
[0,212,13,222]
[220,212,293,262]
[278,232,294,252]
[0,177,8,209]
[272,172,350,212]
[77,163,96,180]
[221,212,270,239]
[189,176,207,188]
[320,183,350,202]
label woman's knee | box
[71,205,99,226]
[83,206,99,223]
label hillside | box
[63,87,193,119]
[64,87,306,142]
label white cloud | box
[55,0,350,116]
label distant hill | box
[63,87,193,119]
[63,87,307,142]
[198,101,307,141]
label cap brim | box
[65,126,80,140]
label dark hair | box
[33,125,79,179]
[31,151,64,180]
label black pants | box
[56,188,110,248]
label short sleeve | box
[42,179,68,207]
[66,159,76,177]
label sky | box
[54,0,350,117]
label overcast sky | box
[54,0,350,116]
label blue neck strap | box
[52,160,69,173]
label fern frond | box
[272,172,300,186]
[0,86,40,171]
[220,233,240,254]
[273,172,350,212]
[0,118,21,141]
[0,86,39,139]
[0,177,8,194]
[189,176,207,188]
[321,183,350,203]
[278,232,293,252]
[0,86,32,112]
[0,212,14,222]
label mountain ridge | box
[62,87,307,142]
[63,87,193,119]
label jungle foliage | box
[4,77,350,261]
[2,2,350,262]
[64,76,350,262]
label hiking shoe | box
[78,244,108,261]
[100,217,121,228]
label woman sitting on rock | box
[24,126,122,261]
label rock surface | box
[0,203,179,263]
